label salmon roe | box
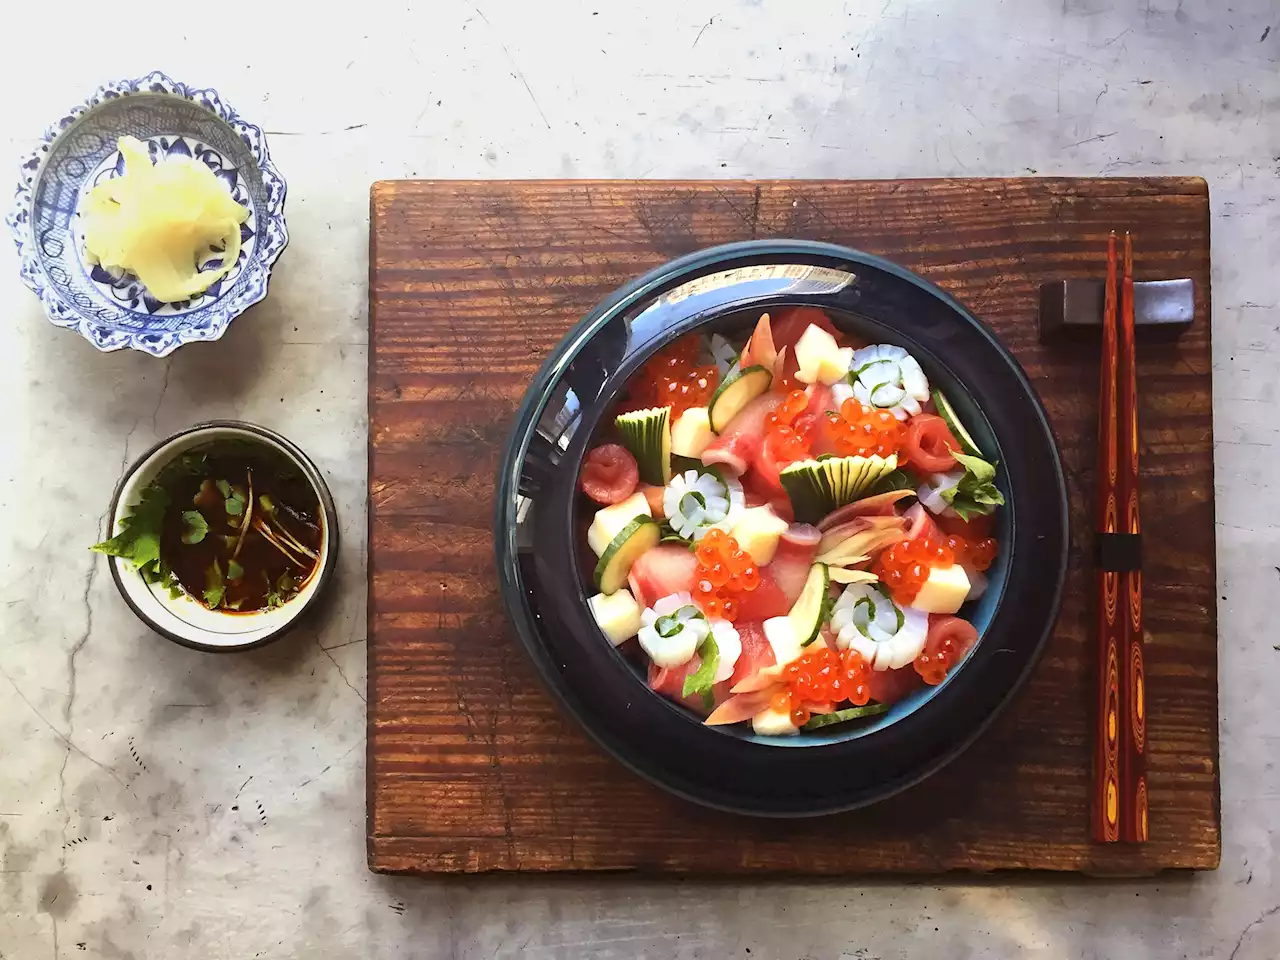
[944,534,999,572]
[915,631,961,686]
[763,389,815,467]
[622,336,719,417]
[914,648,951,686]
[771,647,874,725]
[873,531,954,605]
[693,529,760,622]
[824,399,905,458]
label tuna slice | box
[627,544,698,610]
[701,392,783,477]
[648,657,731,715]
[737,523,821,619]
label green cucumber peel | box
[801,703,890,729]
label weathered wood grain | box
[368,179,1217,875]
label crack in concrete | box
[149,360,174,436]
[1229,903,1280,960]
[316,638,365,702]
[58,560,97,860]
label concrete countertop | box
[2,1,1276,957]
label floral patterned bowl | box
[5,72,288,357]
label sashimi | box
[728,620,776,689]
[701,392,783,476]
[733,570,792,621]
[770,524,822,603]
[818,489,916,529]
[803,382,833,418]
[648,657,731,715]
[866,664,923,705]
[903,502,943,543]
[627,544,698,609]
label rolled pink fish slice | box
[817,490,916,531]
[701,392,783,477]
[705,689,775,726]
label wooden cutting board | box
[367,178,1217,875]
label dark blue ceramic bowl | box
[495,240,1068,816]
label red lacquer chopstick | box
[1093,232,1122,843]
[1117,233,1148,842]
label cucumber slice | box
[593,517,661,594]
[788,563,831,647]
[708,365,772,433]
[616,406,672,485]
[780,455,900,524]
[587,491,652,557]
[931,389,984,457]
[801,703,890,729]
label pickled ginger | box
[81,136,249,303]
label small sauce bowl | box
[102,421,338,651]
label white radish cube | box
[670,407,714,458]
[751,705,801,736]
[587,491,651,557]
[911,564,972,615]
[588,590,643,645]
[793,324,849,385]
[730,505,790,565]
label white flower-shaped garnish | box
[663,469,744,541]
[830,582,930,670]
[637,592,709,668]
[849,344,931,421]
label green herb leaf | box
[950,449,997,484]
[180,510,208,545]
[942,449,1005,520]
[91,485,170,580]
[216,479,232,498]
[258,494,276,514]
[681,634,720,699]
[227,559,244,582]
[225,497,244,516]
[202,559,225,609]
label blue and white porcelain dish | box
[5,72,288,357]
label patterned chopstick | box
[1117,233,1148,842]
[1093,231,1123,843]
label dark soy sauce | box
[157,442,321,612]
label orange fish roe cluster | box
[915,632,966,686]
[622,336,719,417]
[824,399,905,458]
[944,534,999,572]
[873,532,955,605]
[763,389,814,465]
[771,647,873,726]
[693,529,760,622]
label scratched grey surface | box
[0,1,1276,958]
